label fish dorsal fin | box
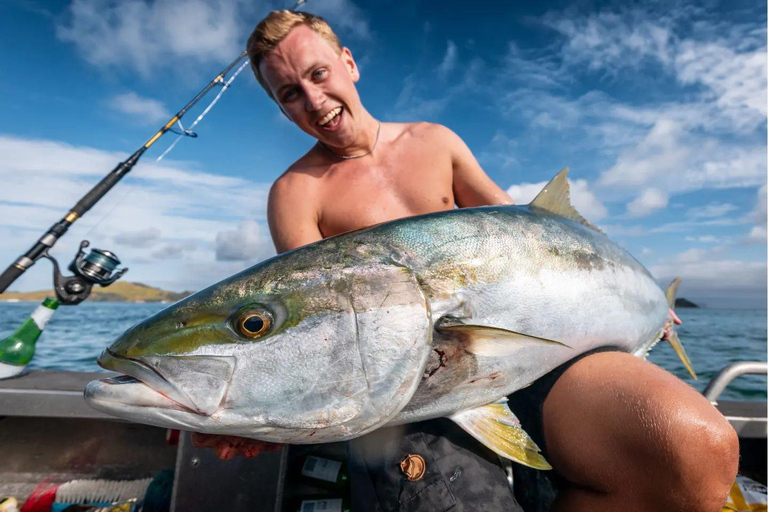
[449,399,551,469]
[529,168,605,235]
[436,316,569,356]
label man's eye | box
[313,69,327,80]
[282,89,297,102]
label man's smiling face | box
[259,25,363,149]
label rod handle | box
[0,264,25,294]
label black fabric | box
[348,347,624,512]
[348,419,523,512]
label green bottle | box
[0,297,59,379]
[299,456,350,489]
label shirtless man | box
[194,11,739,511]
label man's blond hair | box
[247,10,342,100]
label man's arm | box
[267,172,323,254]
[437,125,514,207]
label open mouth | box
[91,349,235,416]
[317,106,343,129]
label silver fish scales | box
[85,170,692,469]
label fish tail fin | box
[665,277,682,309]
[449,399,551,470]
[665,278,697,380]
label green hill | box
[0,282,193,303]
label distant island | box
[0,282,194,303]
[675,298,699,308]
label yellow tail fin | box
[665,278,697,379]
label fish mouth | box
[91,349,235,416]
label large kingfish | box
[85,170,692,469]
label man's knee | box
[661,407,739,510]
[542,352,739,510]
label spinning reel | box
[44,240,128,305]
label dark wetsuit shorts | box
[348,347,622,512]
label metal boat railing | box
[703,361,768,404]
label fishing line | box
[156,59,251,162]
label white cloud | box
[745,226,767,245]
[752,183,767,223]
[109,92,171,124]
[626,188,668,218]
[543,5,766,133]
[0,135,273,292]
[56,0,255,77]
[114,227,162,248]
[744,184,767,244]
[651,250,767,300]
[499,5,767,223]
[684,235,718,244]
[438,41,458,79]
[598,118,765,193]
[55,0,370,76]
[686,202,738,220]
[479,131,519,171]
[390,58,484,121]
[506,177,608,221]
[543,9,673,72]
[215,220,272,262]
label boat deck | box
[0,370,764,511]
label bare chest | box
[317,146,454,238]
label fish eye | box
[235,308,273,339]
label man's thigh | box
[541,351,736,499]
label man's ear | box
[340,47,359,82]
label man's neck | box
[318,111,381,159]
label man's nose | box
[304,84,325,111]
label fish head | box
[85,241,433,442]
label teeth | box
[319,107,342,126]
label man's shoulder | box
[269,152,324,206]
[393,121,454,140]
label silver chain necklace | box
[319,121,381,160]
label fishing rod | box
[0,0,308,298]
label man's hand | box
[190,432,284,460]
[662,308,682,341]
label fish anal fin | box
[529,168,605,235]
[436,317,570,356]
[449,399,551,470]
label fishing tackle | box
[0,0,310,296]
[44,240,127,305]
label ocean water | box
[0,302,765,401]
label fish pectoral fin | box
[449,399,551,470]
[529,168,605,235]
[436,316,569,356]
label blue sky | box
[0,0,765,308]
